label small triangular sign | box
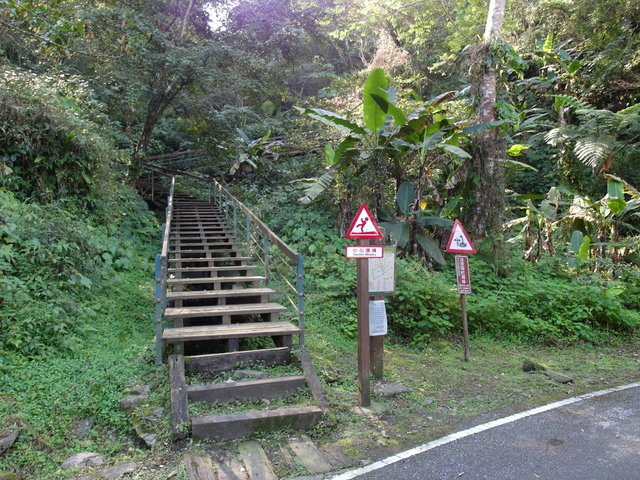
[445,220,477,254]
[345,203,383,240]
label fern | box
[550,94,592,111]
[573,136,615,168]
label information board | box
[368,246,396,295]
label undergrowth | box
[0,267,159,479]
[0,187,158,356]
[256,195,640,346]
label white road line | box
[329,382,640,480]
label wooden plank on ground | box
[238,441,277,480]
[279,444,295,467]
[287,437,333,474]
[188,376,306,403]
[163,321,299,343]
[184,454,216,480]
[298,347,330,412]
[185,348,291,374]
[169,355,189,433]
[322,445,352,469]
[216,452,249,480]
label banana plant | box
[295,68,483,205]
[230,128,272,176]
[506,177,640,266]
[378,181,455,265]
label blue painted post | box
[262,233,269,286]
[154,254,164,366]
[296,254,305,349]
[233,204,238,239]
[245,214,251,256]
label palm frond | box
[298,169,336,204]
[573,136,615,168]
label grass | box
[300,292,640,464]
[1,258,638,478]
[0,267,161,479]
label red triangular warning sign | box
[445,220,477,254]
[345,203,383,240]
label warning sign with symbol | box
[345,203,383,240]
[445,220,477,254]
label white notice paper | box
[369,300,388,336]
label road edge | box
[329,382,640,480]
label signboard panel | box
[445,220,477,254]
[345,203,384,240]
[368,246,396,295]
[369,300,388,336]
[455,255,472,295]
[345,245,384,259]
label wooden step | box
[185,347,291,374]
[188,376,306,403]
[191,406,323,440]
[168,265,255,273]
[172,222,226,226]
[171,242,234,248]
[171,229,231,234]
[169,247,237,255]
[166,287,274,302]
[168,256,251,264]
[170,237,234,242]
[167,275,265,285]
[162,321,300,343]
[165,302,287,319]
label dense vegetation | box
[1,0,639,355]
[0,0,638,477]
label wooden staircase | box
[162,193,325,440]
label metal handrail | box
[142,162,306,349]
[154,176,175,365]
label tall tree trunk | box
[131,0,197,169]
[467,0,507,236]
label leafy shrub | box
[0,187,158,356]
[386,258,460,345]
[0,66,128,205]
[466,257,640,342]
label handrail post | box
[151,171,155,202]
[154,254,165,366]
[233,203,238,239]
[296,254,305,349]
[245,213,251,256]
[208,184,212,203]
[262,232,270,286]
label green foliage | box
[362,68,388,133]
[0,66,126,204]
[0,188,158,356]
[0,268,158,477]
[386,258,459,345]
[467,258,639,342]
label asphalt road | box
[333,384,640,480]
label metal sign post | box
[356,239,371,407]
[455,255,472,362]
[345,203,384,407]
[446,221,476,362]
